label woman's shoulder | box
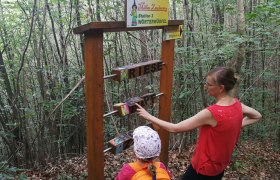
[210,98,241,108]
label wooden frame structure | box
[73,20,184,180]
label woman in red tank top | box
[136,67,262,180]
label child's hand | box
[135,103,153,121]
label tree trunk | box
[96,0,101,21]
[231,0,246,97]
[211,0,224,65]
[172,0,177,20]
[0,51,19,165]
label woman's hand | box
[135,103,154,121]
[135,103,176,133]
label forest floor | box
[19,140,280,179]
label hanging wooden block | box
[125,97,144,114]
[111,60,163,81]
[113,103,130,116]
[108,93,159,117]
[108,130,134,155]
[112,97,143,116]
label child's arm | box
[116,163,136,180]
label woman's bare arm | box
[241,103,262,127]
[136,103,216,133]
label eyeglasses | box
[204,82,218,87]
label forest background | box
[0,0,279,179]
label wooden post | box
[158,39,175,166]
[84,30,104,180]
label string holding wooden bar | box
[103,92,164,118]
[107,60,163,81]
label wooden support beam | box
[73,20,184,34]
[158,39,175,167]
[84,30,104,180]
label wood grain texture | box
[84,30,104,180]
[158,39,175,167]
[73,20,184,34]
